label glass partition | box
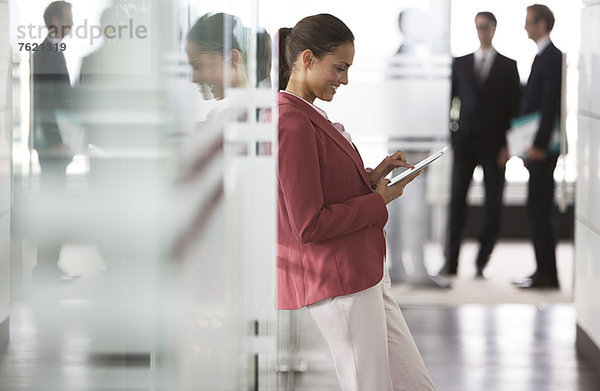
[10,0,277,389]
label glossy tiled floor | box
[0,299,164,391]
[407,305,600,391]
[1,242,599,390]
[3,303,598,391]
[392,241,574,305]
[281,305,600,391]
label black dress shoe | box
[511,272,538,285]
[474,253,490,277]
[32,270,79,284]
[475,267,489,279]
[438,265,457,277]
[517,276,559,289]
[410,274,452,289]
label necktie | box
[476,55,487,85]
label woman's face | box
[186,43,225,100]
[305,43,354,102]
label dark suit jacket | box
[277,92,388,310]
[451,51,520,156]
[31,37,72,154]
[520,42,562,151]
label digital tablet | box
[387,147,448,186]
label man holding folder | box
[516,4,563,289]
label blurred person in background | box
[440,11,520,279]
[515,4,562,290]
[386,8,450,289]
[30,1,75,282]
[395,8,430,56]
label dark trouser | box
[34,156,70,274]
[526,155,559,281]
[444,148,505,272]
[38,156,69,189]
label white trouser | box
[307,266,436,391]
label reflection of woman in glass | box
[180,12,272,172]
[173,13,272,255]
[186,12,271,100]
[277,13,435,390]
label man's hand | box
[49,143,70,156]
[497,146,509,167]
[526,146,546,162]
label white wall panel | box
[0,0,10,328]
[577,0,600,353]
[575,221,600,345]
[0,110,9,216]
[0,215,8,324]
[579,4,600,116]
[575,116,600,227]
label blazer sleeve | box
[533,53,561,149]
[32,51,66,148]
[504,60,521,146]
[278,109,388,244]
[450,58,458,110]
[508,60,521,122]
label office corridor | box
[1,1,599,390]
[1,241,599,390]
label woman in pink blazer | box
[277,14,436,391]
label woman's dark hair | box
[256,28,272,87]
[187,13,271,87]
[187,13,243,55]
[278,14,354,91]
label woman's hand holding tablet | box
[387,147,448,186]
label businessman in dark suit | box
[516,4,562,289]
[31,1,74,281]
[32,1,73,176]
[441,12,520,278]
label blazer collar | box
[469,52,499,90]
[468,54,479,90]
[481,53,500,88]
[278,92,371,188]
[538,41,555,58]
[536,36,551,54]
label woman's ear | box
[301,49,314,68]
[228,48,242,67]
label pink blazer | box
[277,92,388,310]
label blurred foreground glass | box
[10,0,277,389]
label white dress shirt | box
[474,47,496,83]
[536,35,551,54]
